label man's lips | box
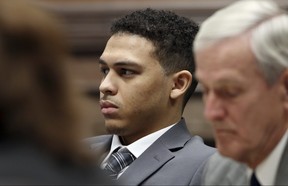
[214,128,237,136]
[99,100,119,115]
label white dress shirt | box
[247,131,288,185]
[101,124,175,178]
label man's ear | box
[170,70,192,99]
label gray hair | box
[194,0,288,84]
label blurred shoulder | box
[186,135,216,155]
[203,152,248,185]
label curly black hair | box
[111,8,199,108]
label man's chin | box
[105,124,125,136]
[217,142,246,162]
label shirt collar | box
[126,124,175,158]
[247,131,288,185]
[104,123,176,162]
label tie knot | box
[104,147,136,179]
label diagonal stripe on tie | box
[104,147,136,179]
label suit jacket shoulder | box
[202,152,249,185]
[86,119,216,185]
[204,140,288,185]
[118,118,216,185]
[276,140,288,185]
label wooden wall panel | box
[38,0,288,54]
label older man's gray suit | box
[87,119,215,185]
[202,142,288,185]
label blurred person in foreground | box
[0,0,113,185]
[86,8,215,185]
[194,0,288,185]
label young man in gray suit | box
[86,8,215,185]
[194,0,288,185]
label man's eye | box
[218,89,239,98]
[100,68,109,75]
[120,69,135,76]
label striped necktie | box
[104,147,136,179]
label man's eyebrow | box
[98,58,106,65]
[114,61,141,68]
[99,59,142,68]
[216,77,244,85]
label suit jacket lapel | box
[118,118,191,185]
[276,140,288,185]
[227,163,248,185]
[118,144,174,185]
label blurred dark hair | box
[0,0,91,164]
[111,8,199,109]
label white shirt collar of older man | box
[247,131,288,185]
[101,123,176,168]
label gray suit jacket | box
[87,118,215,185]
[202,141,288,185]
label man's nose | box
[203,93,226,122]
[99,72,117,96]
